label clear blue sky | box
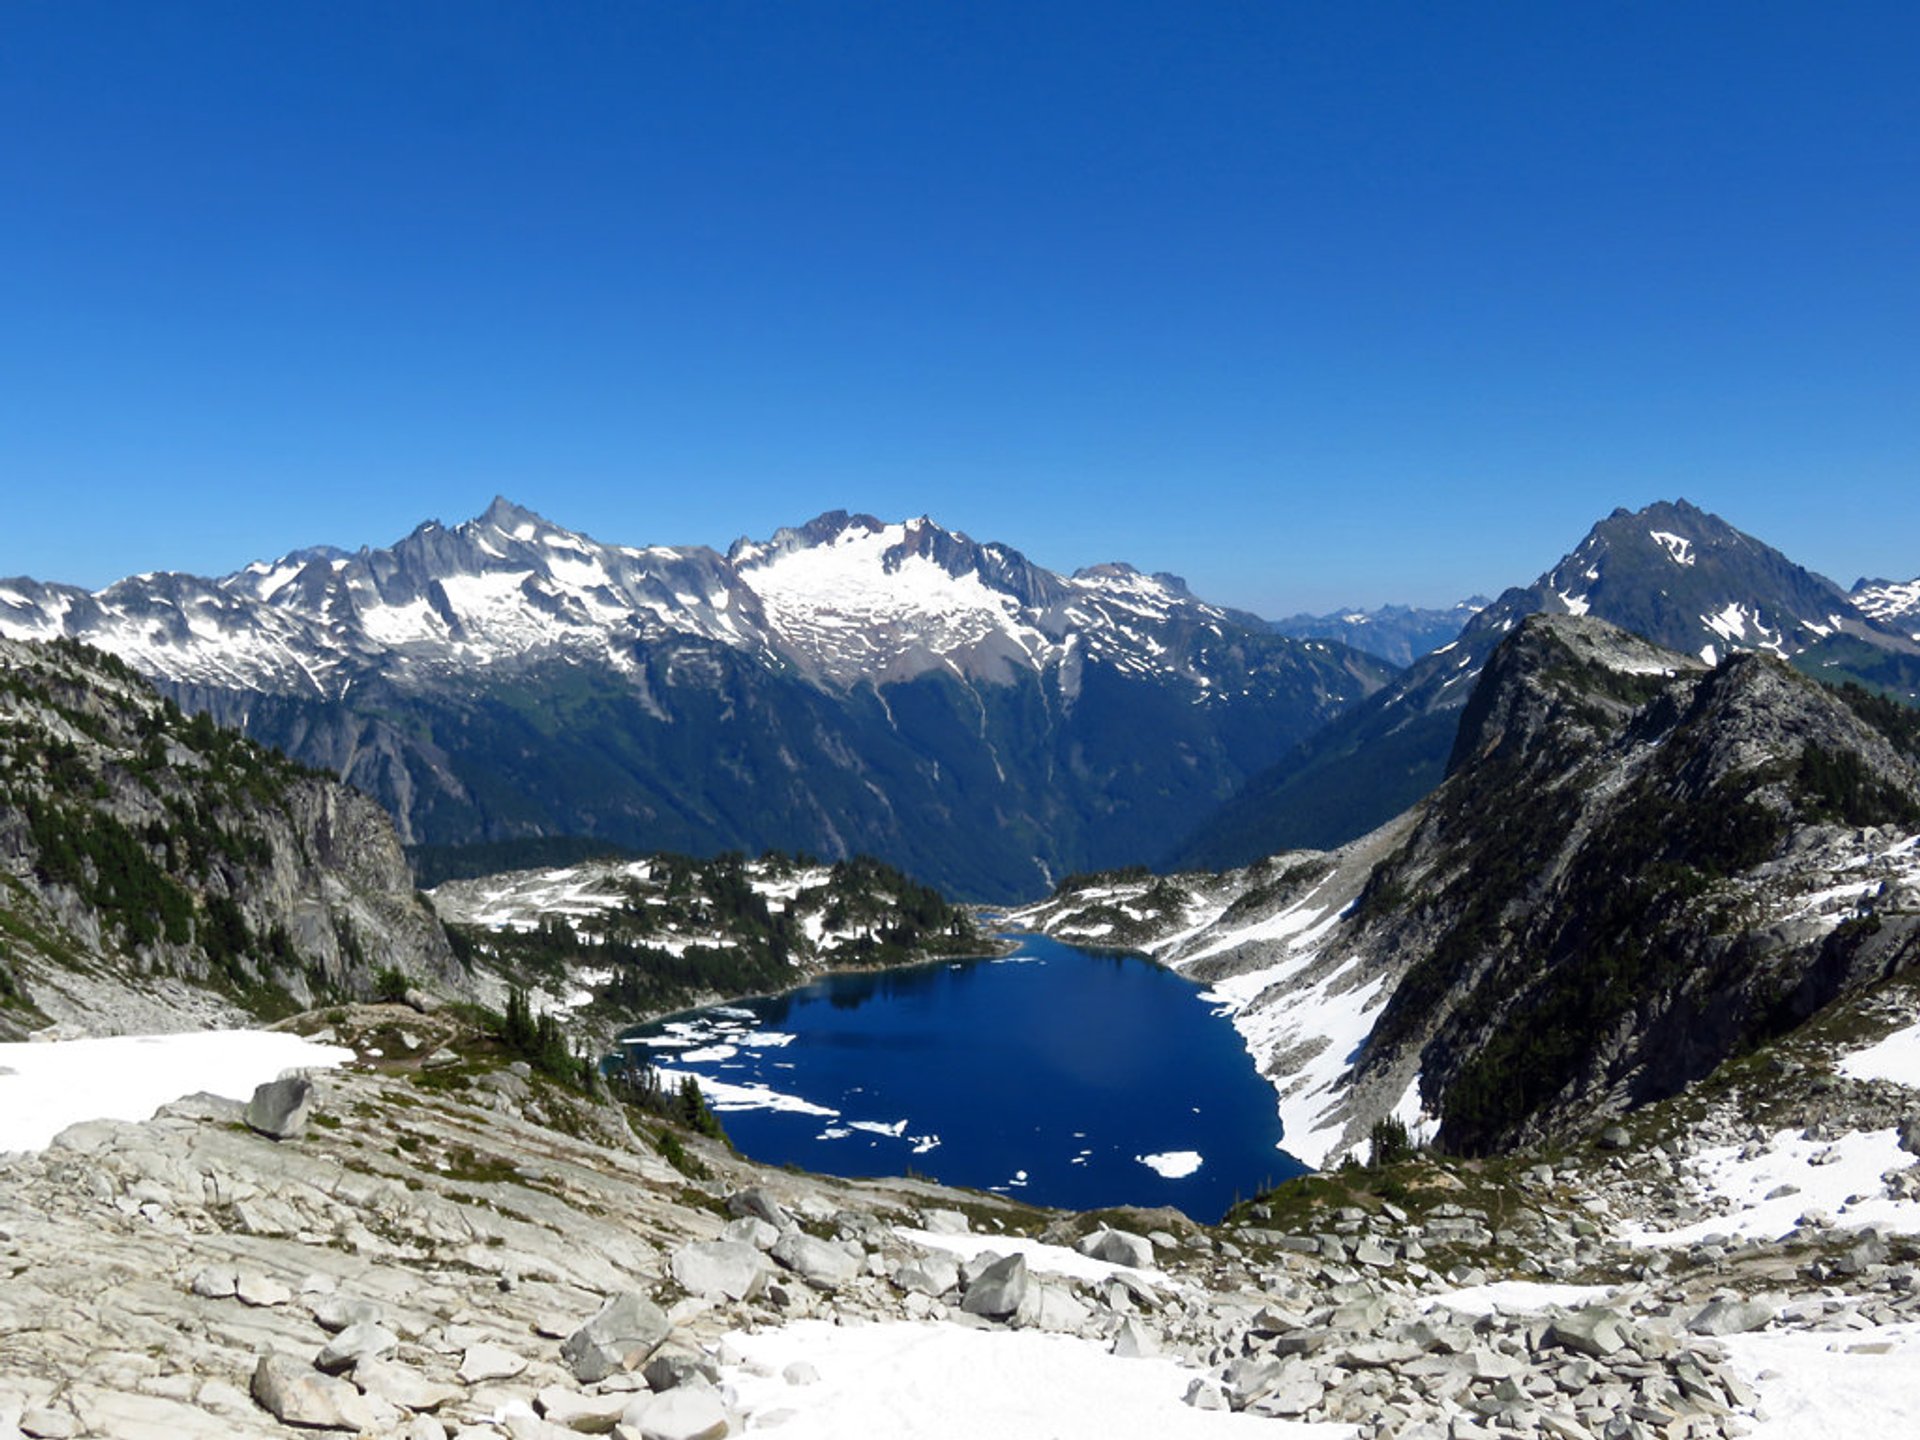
[2,2,1915,613]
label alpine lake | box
[618,934,1307,1221]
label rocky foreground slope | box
[4,968,1920,1440]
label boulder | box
[769,1230,859,1290]
[721,1216,781,1250]
[891,1255,961,1298]
[235,1273,293,1308]
[310,1295,385,1333]
[726,1187,793,1230]
[960,1253,1029,1319]
[1016,1282,1092,1333]
[458,1343,527,1383]
[251,1353,377,1431]
[1183,1377,1228,1411]
[1687,1298,1774,1336]
[1075,1228,1155,1269]
[670,1240,769,1302]
[188,1266,237,1299]
[535,1385,631,1432]
[562,1292,673,1383]
[1548,1307,1630,1358]
[352,1357,459,1413]
[629,1386,730,1440]
[245,1076,315,1140]
[642,1343,721,1393]
[314,1321,398,1374]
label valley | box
[1,497,1917,1437]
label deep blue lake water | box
[619,935,1306,1220]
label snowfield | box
[716,1319,1339,1440]
[0,1030,354,1153]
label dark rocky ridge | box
[1174,499,1920,870]
[1023,613,1920,1163]
[1352,614,1920,1153]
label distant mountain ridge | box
[1268,599,1489,668]
[1171,499,1920,870]
[0,501,1393,901]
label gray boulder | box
[245,1076,315,1140]
[630,1386,730,1440]
[769,1230,860,1290]
[309,1294,384,1333]
[534,1385,631,1431]
[726,1187,793,1230]
[891,1254,961,1298]
[1894,1114,1920,1156]
[1548,1306,1631,1358]
[670,1240,769,1301]
[314,1321,398,1374]
[353,1357,459,1413]
[722,1215,781,1250]
[1687,1298,1774,1336]
[562,1292,673,1383]
[251,1353,377,1431]
[1075,1228,1155,1269]
[642,1343,721,1393]
[457,1342,527,1383]
[959,1253,1029,1319]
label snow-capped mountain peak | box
[0,500,1351,702]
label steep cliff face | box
[1354,615,1920,1154]
[0,638,460,1038]
[1016,614,1920,1164]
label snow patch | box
[1650,531,1697,566]
[717,1319,1326,1440]
[0,1030,355,1154]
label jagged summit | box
[0,499,1393,900]
[1171,499,1920,869]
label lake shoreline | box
[620,933,1305,1220]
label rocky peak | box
[1446,613,1705,777]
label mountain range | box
[1267,598,1490,668]
[0,501,1391,900]
[1171,499,1920,870]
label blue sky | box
[2,2,1915,613]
